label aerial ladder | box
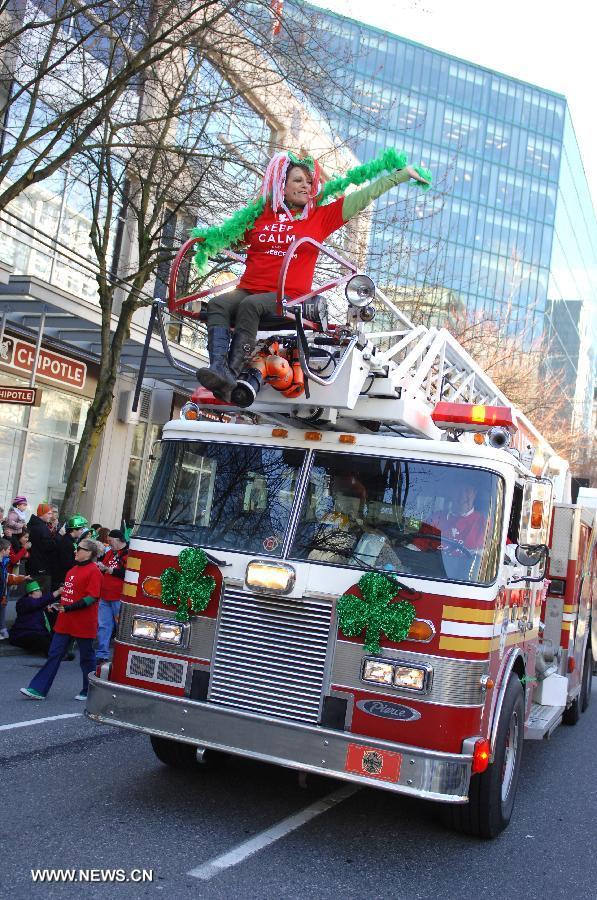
[134,235,567,495]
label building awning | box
[0,274,202,396]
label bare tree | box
[54,3,364,515]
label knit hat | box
[37,503,52,516]
[25,580,41,594]
[108,529,125,541]
[12,496,27,506]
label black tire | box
[444,676,524,839]
[150,735,200,769]
[580,636,593,713]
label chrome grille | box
[208,589,333,723]
[129,654,155,679]
[126,650,187,687]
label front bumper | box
[86,675,472,803]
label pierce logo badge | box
[356,699,421,722]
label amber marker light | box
[407,619,435,642]
[142,576,162,599]
[304,431,322,441]
[339,434,357,444]
[473,432,485,445]
[272,428,288,438]
[471,738,491,774]
[530,500,544,529]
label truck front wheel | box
[444,676,524,839]
[150,735,202,769]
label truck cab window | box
[135,441,307,556]
[289,452,505,585]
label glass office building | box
[288,2,597,430]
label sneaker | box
[0,628,9,640]
[20,687,46,700]
[74,691,88,701]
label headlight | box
[361,657,432,693]
[393,665,427,691]
[362,659,394,685]
[156,621,183,644]
[245,560,296,594]
[131,617,157,639]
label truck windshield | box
[135,441,307,556]
[289,452,504,585]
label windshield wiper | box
[167,527,231,567]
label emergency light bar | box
[432,402,517,433]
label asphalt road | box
[1,643,596,900]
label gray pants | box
[207,289,278,341]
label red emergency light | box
[432,402,517,433]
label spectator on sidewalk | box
[20,539,102,701]
[8,580,62,654]
[1,538,29,640]
[9,530,30,573]
[27,503,57,592]
[96,530,128,664]
[6,497,29,536]
[52,515,89,590]
[48,506,60,535]
[95,527,111,558]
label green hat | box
[67,515,88,530]
[25,580,42,594]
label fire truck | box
[86,237,596,839]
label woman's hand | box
[405,165,430,185]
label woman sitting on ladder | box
[193,148,432,401]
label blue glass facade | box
[291,2,597,427]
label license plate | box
[345,743,402,782]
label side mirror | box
[518,478,553,546]
[515,544,547,568]
[510,544,548,582]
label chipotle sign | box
[0,336,86,389]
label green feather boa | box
[190,148,432,275]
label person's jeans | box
[28,632,96,697]
[96,599,121,660]
[0,601,7,631]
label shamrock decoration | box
[337,572,416,654]
[159,547,216,623]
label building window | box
[0,373,90,510]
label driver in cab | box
[409,485,486,552]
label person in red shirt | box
[433,486,487,550]
[20,539,102,701]
[95,529,128,664]
[197,150,430,400]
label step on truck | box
[86,238,596,838]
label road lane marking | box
[0,713,82,732]
[188,783,358,881]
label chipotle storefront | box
[0,333,98,511]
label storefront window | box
[0,373,90,509]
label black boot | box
[228,330,255,380]
[197,327,236,399]
[229,331,260,408]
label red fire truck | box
[86,238,596,838]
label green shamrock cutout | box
[160,547,216,623]
[337,572,416,654]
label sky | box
[309,0,597,214]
